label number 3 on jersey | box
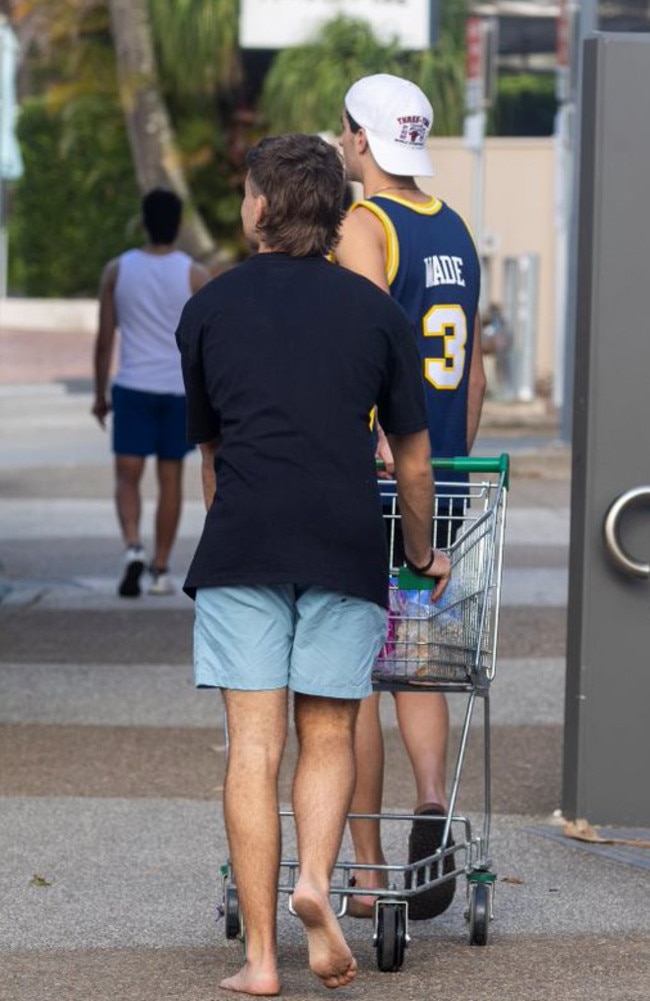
[422,304,467,390]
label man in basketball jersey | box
[92,189,210,597]
[337,73,487,920]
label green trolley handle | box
[376,452,510,490]
[377,453,510,590]
[430,453,510,484]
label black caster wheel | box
[468,880,491,946]
[375,903,407,972]
[224,883,241,940]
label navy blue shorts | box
[112,384,193,460]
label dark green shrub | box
[493,73,558,137]
[9,96,139,296]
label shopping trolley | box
[219,454,509,971]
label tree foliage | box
[260,17,402,133]
[9,96,139,295]
[8,0,252,288]
[493,73,557,137]
[149,0,240,96]
[7,0,556,294]
[260,12,468,137]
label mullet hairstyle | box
[245,134,346,257]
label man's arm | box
[199,437,221,511]
[390,428,451,601]
[92,259,119,428]
[338,208,397,474]
[336,208,389,290]
[467,313,487,452]
[190,261,211,294]
[375,420,395,478]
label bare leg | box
[395,690,455,920]
[115,454,146,547]
[291,694,358,989]
[220,688,287,997]
[152,458,183,569]
[394,691,449,810]
[347,693,387,907]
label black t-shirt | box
[176,252,427,608]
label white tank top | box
[113,248,193,395]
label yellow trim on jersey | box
[351,200,399,285]
[375,194,443,216]
[351,196,444,286]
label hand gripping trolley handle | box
[219,454,509,971]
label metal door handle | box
[603,487,650,578]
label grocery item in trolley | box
[376,579,482,683]
[375,513,497,685]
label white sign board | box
[0,21,23,180]
[240,0,433,51]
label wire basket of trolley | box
[219,454,509,972]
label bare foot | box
[346,892,374,919]
[220,961,281,996]
[292,883,357,989]
[347,870,387,918]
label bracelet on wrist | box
[404,548,436,575]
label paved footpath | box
[0,328,648,1000]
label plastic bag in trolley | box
[374,576,491,684]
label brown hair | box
[345,109,362,134]
[245,134,346,256]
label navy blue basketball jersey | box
[352,194,480,465]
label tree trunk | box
[107,0,229,267]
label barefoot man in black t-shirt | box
[176,133,451,996]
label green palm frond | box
[149,0,241,95]
[440,0,470,49]
[261,16,404,134]
[260,13,466,137]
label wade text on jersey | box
[424,254,466,289]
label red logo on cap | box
[396,116,428,147]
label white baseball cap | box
[344,74,434,177]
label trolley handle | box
[376,453,510,488]
[430,454,509,477]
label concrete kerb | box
[0,298,98,333]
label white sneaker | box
[118,545,146,598]
[148,567,174,596]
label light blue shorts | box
[194,584,388,699]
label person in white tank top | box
[92,189,210,598]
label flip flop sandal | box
[405,805,456,920]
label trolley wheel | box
[224,884,241,940]
[375,903,407,972]
[468,881,490,946]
